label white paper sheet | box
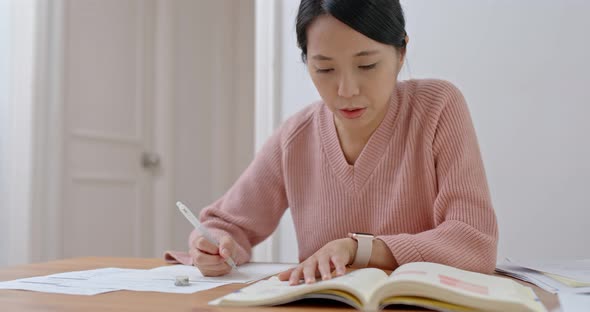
[0,263,295,295]
[147,262,295,284]
[0,268,129,295]
[508,258,590,284]
[496,261,590,294]
[71,263,295,294]
[558,293,590,312]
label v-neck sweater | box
[197,79,498,273]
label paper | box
[558,293,590,312]
[496,261,590,294]
[546,273,590,288]
[0,263,295,295]
[75,263,296,294]
[64,267,221,294]
[0,268,128,295]
[509,258,590,284]
[147,263,295,284]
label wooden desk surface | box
[0,257,559,312]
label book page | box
[209,268,388,308]
[369,262,546,312]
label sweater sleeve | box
[191,126,289,264]
[379,81,499,274]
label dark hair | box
[296,0,407,62]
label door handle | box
[141,152,161,169]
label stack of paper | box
[0,263,294,295]
[496,258,590,295]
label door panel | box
[62,0,153,258]
[69,137,141,176]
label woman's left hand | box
[277,238,356,285]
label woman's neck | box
[333,102,391,164]
[335,120,379,165]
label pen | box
[176,201,238,271]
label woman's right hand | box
[189,235,237,276]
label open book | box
[209,262,547,312]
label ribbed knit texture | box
[196,79,498,274]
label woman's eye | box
[316,68,334,73]
[359,63,377,70]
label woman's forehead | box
[307,15,387,57]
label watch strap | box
[349,233,374,268]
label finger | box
[218,236,235,259]
[302,260,318,284]
[192,255,230,275]
[197,262,228,272]
[331,254,348,276]
[198,265,232,277]
[289,266,303,285]
[195,237,219,255]
[194,251,226,266]
[317,255,333,281]
[278,268,295,281]
[189,246,206,266]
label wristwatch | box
[348,232,375,268]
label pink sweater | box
[195,79,498,273]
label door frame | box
[151,0,175,258]
[251,0,283,262]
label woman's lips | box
[339,108,366,119]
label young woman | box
[187,0,498,285]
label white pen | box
[176,201,238,271]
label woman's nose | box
[337,73,360,98]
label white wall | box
[0,0,12,266]
[277,0,590,262]
[0,0,36,266]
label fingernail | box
[220,248,228,256]
[306,277,315,284]
[322,274,330,280]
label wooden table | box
[0,257,559,311]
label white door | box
[61,0,156,258]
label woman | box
[187,0,498,285]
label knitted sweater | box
[195,79,498,273]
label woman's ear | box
[398,35,409,68]
[400,35,409,59]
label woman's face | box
[306,15,405,133]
